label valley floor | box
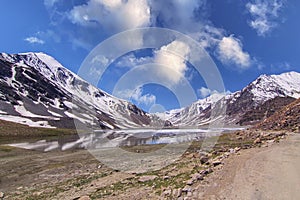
[1,132,299,199]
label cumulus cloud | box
[198,87,231,99]
[198,87,212,98]
[110,40,191,92]
[114,40,191,85]
[115,53,153,68]
[24,37,45,45]
[149,0,208,33]
[217,35,251,69]
[153,40,191,84]
[44,0,256,71]
[190,25,225,49]
[68,0,151,32]
[64,0,218,51]
[246,0,284,36]
[116,87,156,106]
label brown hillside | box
[237,96,296,126]
[0,119,76,139]
[256,98,300,132]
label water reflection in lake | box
[8,128,244,152]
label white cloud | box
[88,55,111,77]
[198,87,231,99]
[116,87,156,106]
[190,25,225,49]
[198,87,212,98]
[68,0,151,32]
[24,37,45,45]
[246,0,284,36]
[149,0,208,33]
[153,40,191,84]
[45,0,256,71]
[91,55,110,66]
[114,40,191,85]
[217,35,251,69]
[115,53,153,68]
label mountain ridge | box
[0,52,160,130]
[164,71,300,126]
[0,52,299,130]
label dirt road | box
[202,133,300,200]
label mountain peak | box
[0,52,158,129]
[165,70,300,127]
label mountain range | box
[164,71,300,127]
[0,52,299,130]
[0,52,161,130]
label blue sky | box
[0,0,299,112]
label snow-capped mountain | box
[239,71,300,104]
[161,93,226,126]
[165,71,300,126]
[1,52,299,130]
[0,52,162,129]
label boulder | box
[172,188,182,198]
[182,186,192,192]
[234,147,241,152]
[200,155,209,164]
[162,189,172,196]
[254,137,261,144]
[186,179,194,185]
[191,173,203,181]
[78,196,91,200]
[212,160,222,166]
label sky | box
[0,0,299,112]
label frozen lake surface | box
[8,127,244,152]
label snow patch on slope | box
[14,104,59,120]
[0,115,56,128]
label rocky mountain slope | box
[0,52,161,129]
[165,71,300,127]
[256,98,300,131]
[237,96,296,126]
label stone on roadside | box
[191,173,203,181]
[186,179,194,185]
[212,160,222,166]
[207,168,213,173]
[254,137,261,144]
[173,188,182,198]
[163,189,172,196]
[200,155,209,164]
[78,196,91,200]
[182,186,192,192]
[224,152,230,158]
[229,148,236,154]
[0,192,4,198]
[234,147,241,152]
[33,191,43,196]
[267,139,275,144]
